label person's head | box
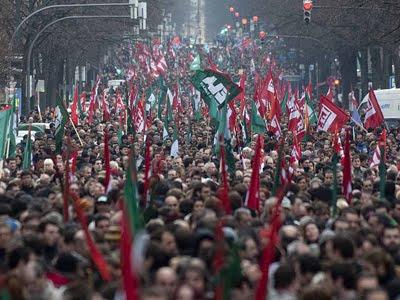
[43,158,54,172]
[140,287,169,300]
[341,207,360,231]
[239,236,259,262]
[183,265,206,297]
[7,246,34,277]
[353,155,362,168]
[93,159,103,172]
[326,234,354,261]
[7,158,17,171]
[333,217,350,234]
[296,254,321,286]
[167,169,178,181]
[303,221,320,244]
[94,214,110,237]
[324,169,334,186]
[382,225,400,255]
[356,273,379,295]
[20,171,33,188]
[155,267,177,297]
[39,220,61,247]
[151,229,178,257]
[165,195,179,214]
[234,208,252,228]
[273,263,298,292]
[328,261,356,292]
[363,288,389,300]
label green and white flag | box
[22,128,32,170]
[7,96,18,158]
[55,98,69,154]
[190,54,202,71]
[251,100,265,134]
[0,107,12,159]
[191,69,242,117]
[305,93,317,124]
[170,125,179,158]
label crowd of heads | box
[1,41,400,300]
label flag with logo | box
[364,90,385,130]
[190,54,202,71]
[317,95,349,133]
[55,98,69,154]
[191,69,242,112]
[251,100,265,134]
[0,106,12,159]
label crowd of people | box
[1,37,400,300]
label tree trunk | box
[382,48,392,89]
[339,48,357,110]
[359,48,369,98]
[393,50,400,89]
[371,47,383,89]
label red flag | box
[70,151,78,175]
[212,221,225,300]
[326,86,334,102]
[218,141,232,214]
[255,189,284,300]
[71,85,79,125]
[71,193,111,281]
[104,129,111,193]
[364,90,385,129]
[289,134,302,177]
[80,92,87,112]
[317,95,350,133]
[87,85,97,125]
[342,129,352,203]
[121,208,140,300]
[245,135,263,212]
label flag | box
[280,84,289,114]
[304,85,317,124]
[331,130,340,216]
[190,54,202,71]
[289,134,302,176]
[71,85,79,125]
[104,129,112,194]
[326,86,334,101]
[251,101,265,134]
[0,106,12,159]
[124,146,143,234]
[317,95,349,133]
[349,90,359,111]
[120,208,140,300]
[71,193,111,281]
[55,98,69,154]
[245,135,263,212]
[218,140,232,214]
[342,129,352,203]
[170,125,179,158]
[22,126,32,170]
[255,190,284,300]
[379,129,387,200]
[364,90,385,129]
[191,69,242,109]
[7,96,17,158]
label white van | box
[107,79,125,90]
[361,89,400,126]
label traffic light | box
[303,0,313,24]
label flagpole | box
[69,117,83,146]
[350,117,368,133]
